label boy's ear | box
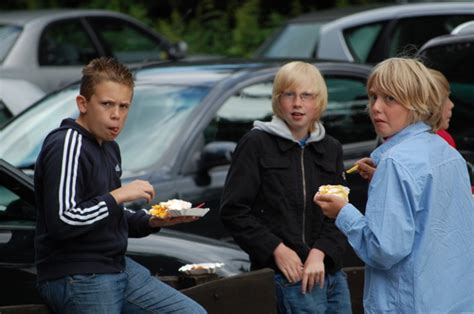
[76,95,88,114]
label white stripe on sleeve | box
[58,129,109,225]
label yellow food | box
[318,185,350,201]
[346,164,359,174]
[149,204,169,218]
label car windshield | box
[258,22,323,58]
[0,84,209,174]
[0,24,21,63]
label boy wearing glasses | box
[220,61,352,313]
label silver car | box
[255,2,474,64]
[0,78,45,126]
[0,9,187,95]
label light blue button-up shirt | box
[337,122,474,313]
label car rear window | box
[258,22,323,58]
[0,24,21,64]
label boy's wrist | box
[110,189,123,205]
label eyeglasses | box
[279,92,316,103]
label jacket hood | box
[59,118,98,143]
[253,116,326,143]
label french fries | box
[149,204,169,218]
[346,164,359,174]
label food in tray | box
[149,199,192,218]
[149,204,169,218]
[149,199,210,218]
[318,185,350,201]
[178,263,225,275]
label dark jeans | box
[38,256,206,313]
[274,270,352,314]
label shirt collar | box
[370,122,431,165]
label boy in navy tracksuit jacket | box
[34,57,205,313]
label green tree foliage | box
[1,0,393,58]
[229,0,264,57]
[152,0,286,57]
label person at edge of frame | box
[315,57,474,314]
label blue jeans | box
[38,257,206,314]
[274,270,352,314]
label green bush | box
[3,0,389,58]
[153,0,284,58]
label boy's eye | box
[300,92,315,101]
[385,95,396,102]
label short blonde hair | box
[367,58,442,131]
[272,61,328,132]
[429,69,451,130]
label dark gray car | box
[0,158,250,306]
[416,28,474,169]
[0,59,376,245]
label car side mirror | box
[198,141,236,174]
[169,41,188,60]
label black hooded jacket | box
[34,118,156,282]
[220,120,347,274]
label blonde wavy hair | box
[367,58,442,131]
[272,61,328,132]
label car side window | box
[204,82,274,144]
[343,22,384,63]
[203,77,373,146]
[0,99,13,127]
[0,183,36,264]
[387,15,474,58]
[87,17,168,63]
[323,77,374,144]
[39,19,99,66]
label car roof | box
[134,58,372,86]
[0,9,135,26]
[322,2,474,29]
[418,31,474,52]
[287,4,384,24]
[135,59,277,85]
[451,20,474,35]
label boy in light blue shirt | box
[315,58,474,313]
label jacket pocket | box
[259,156,291,200]
[313,159,337,173]
[259,156,290,169]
